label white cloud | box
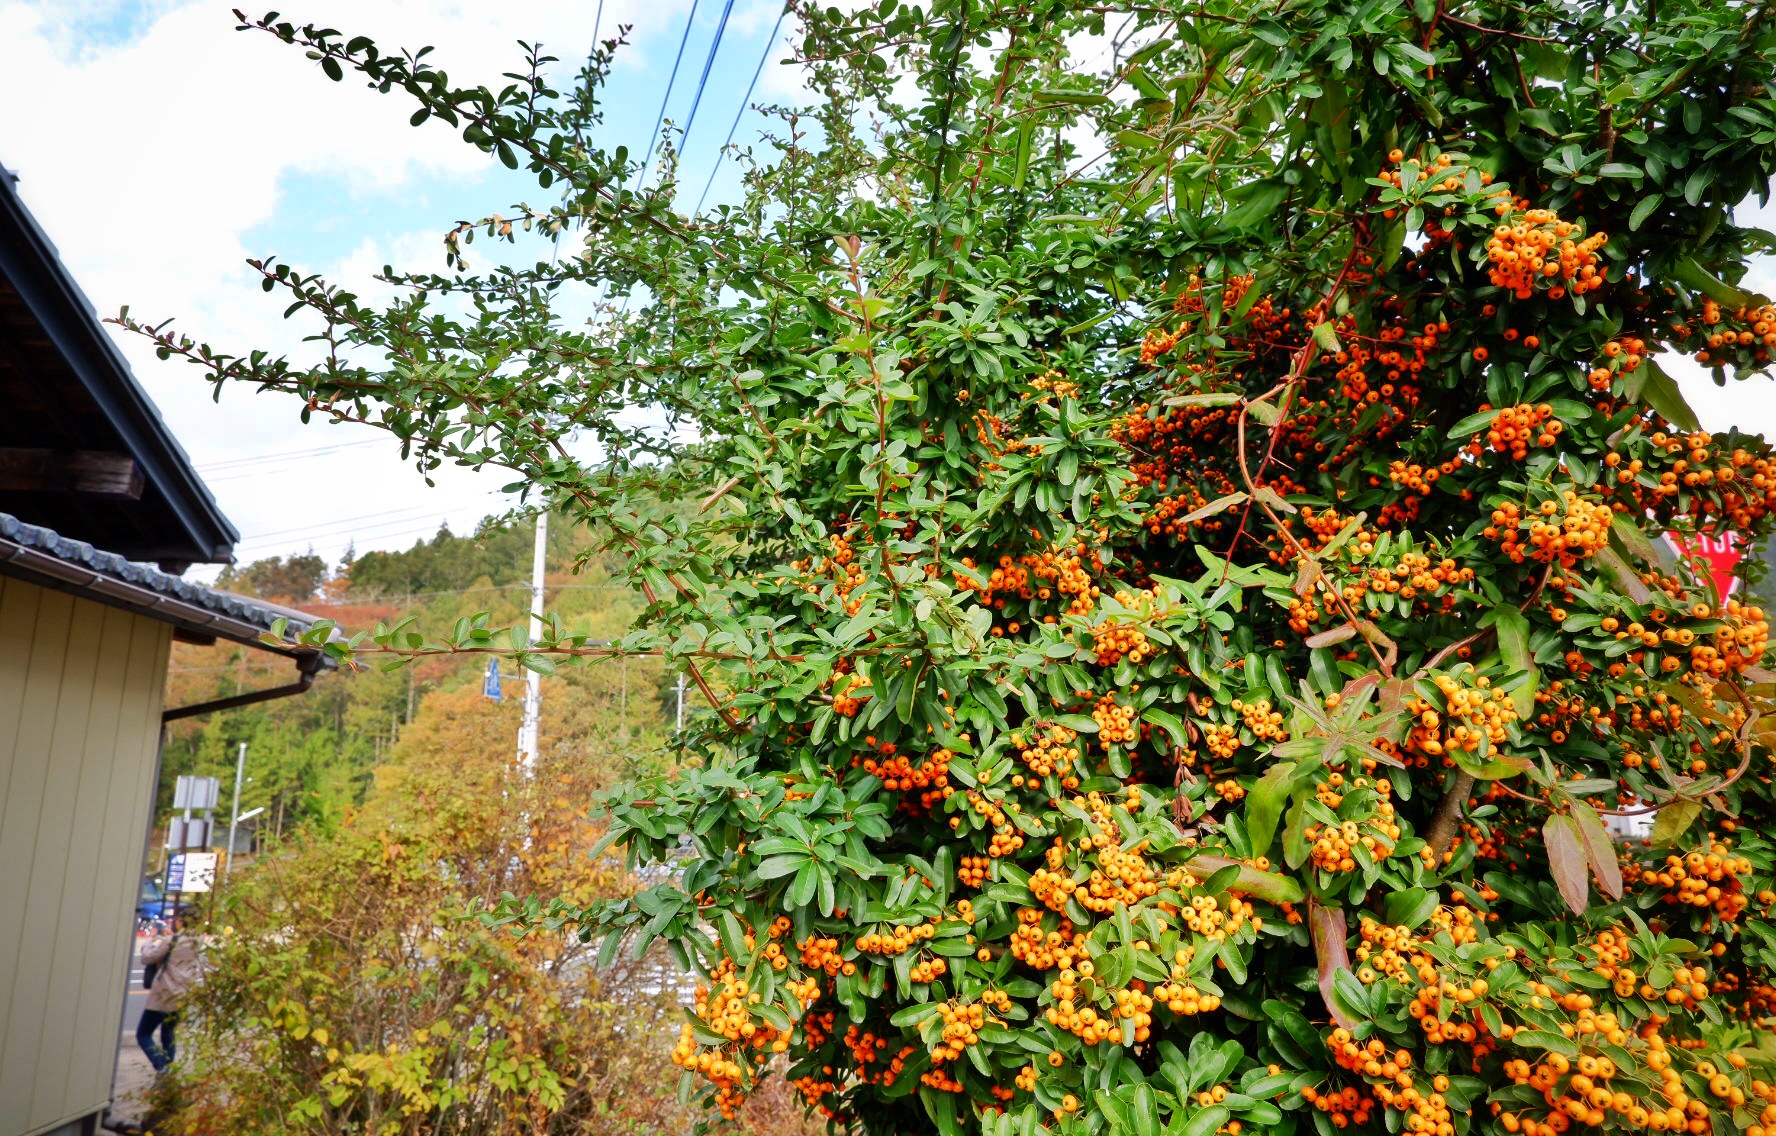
[0,0,693,573]
[5,0,1776,578]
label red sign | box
[1665,529,1743,601]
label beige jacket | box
[141,933,205,1013]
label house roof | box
[0,167,238,571]
[0,512,322,658]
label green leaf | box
[1629,195,1661,231]
[1650,799,1702,846]
[1492,604,1538,720]
[1513,1029,1579,1057]
[1144,708,1189,748]
[1446,409,1498,440]
[1175,491,1248,525]
[1245,762,1298,860]
[1382,887,1439,930]
[1163,392,1242,408]
[1636,359,1700,432]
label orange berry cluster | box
[925,992,1012,1069]
[1702,599,1770,675]
[1140,325,1181,364]
[1691,299,1776,372]
[1153,945,1220,1016]
[957,547,1101,619]
[831,670,871,717]
[1600,427,1776,531]
[1198,720,1240,761]
[856,921,937,956]
[1623,839,1754,925]
[1484,209,1608,300]
[909,956,947,984]
[1304,774,1401,872]
[1387,458,1456,497]
[1008,909,1085,970]
[798,934,852,978]
[1484,403,1563,459]
[1484,490,1613,567]
[1403,670,1517,760]
[1587,336,1647,391]
[1302,1079,1377,1129]
[1092,622,1152,667]
[1092,694,1138,745]
[671,958,790,1119]
[1009,724,1079,780]
[1024,368,1079,400]
[841,1024,914,1090]
[1045,962,1158,1045]
[858,743,951,796]
[793,531,867,615]
[1325,1030,1457,1136]
[1234,697,1288,743]
[1302,545,1477,631]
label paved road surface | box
[103,939,156,1133]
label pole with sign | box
[484,657,503,702]
[1667,529,1743,602]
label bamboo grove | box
[131,1,1776,1133]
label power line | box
[237,492,506,545]
[197,438,382,472]
[695,5,788,213]
[645,0,703,170]
[679,0,737,155]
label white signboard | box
[166,816,212,850]
[173,775,220,811]
[172,852,218,893]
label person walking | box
[136,914,203,1073]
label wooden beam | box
[0,448,143,498]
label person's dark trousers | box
[136,1009,177,1071]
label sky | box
[0,2,1774,580]
[0,0,798,576]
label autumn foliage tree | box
[131,1,1776,1133]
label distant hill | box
[159,512,676,843]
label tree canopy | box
[131,1,1776,1133]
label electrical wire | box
[196,438,382,472]
[645,0,704,169]
[237,491,506,545]
[679,0,737,155]
[694,4,789,213]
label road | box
[121,943,147,1047]
[104,939,154,1133]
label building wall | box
[0,576,170,1136]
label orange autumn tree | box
[132,1,1776,1133]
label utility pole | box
[675,672,687,732]
[519,510,547,774]
[224,742,246,885]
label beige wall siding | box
[0,577,171,1136]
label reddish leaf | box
[1569,803,1623,901]
[1309,897,1360,1030]
[1306,624,1356,649]
[1544,814,1589,914]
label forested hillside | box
[159,512,681,840]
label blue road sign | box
[484,657,503,701]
